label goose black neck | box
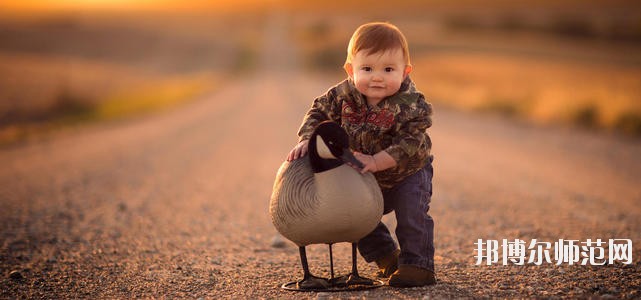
[308,131,343,173]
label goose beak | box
[340,149,365,170]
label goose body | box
[270,156,383,246]
[269,121,384,290]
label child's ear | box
[344,63,354,79]
[404,65,413,78]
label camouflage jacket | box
[297,76,433,189]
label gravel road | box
[2,13,640,299]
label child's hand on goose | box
[287,140,309,161]
[352,151,397,174]
[353,152,378,174]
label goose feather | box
[270,157,383,246]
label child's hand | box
[287,140,309,161]
[352,151,378,174]
[352,151,397,174]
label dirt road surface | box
[2,13,641,299]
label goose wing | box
[270,158,318,236]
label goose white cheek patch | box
[316,135,336,160]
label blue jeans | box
[358,156,435,272]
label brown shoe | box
[388,265,436,287]
[374,249,400,278]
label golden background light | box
[0,0,268,14]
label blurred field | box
[1,0,641,142]
[0,13,263,144]
[412,51,641,134]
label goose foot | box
[346,273,378,286]
[330,273,378,288]
[296,275,330,290]
[293,245,330,290]
[284,275,382,291]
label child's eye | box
[385,67,394,72]
[362,67,371,72]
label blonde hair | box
[345,22,411,66]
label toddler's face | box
[345,48,411,104]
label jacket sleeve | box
[384,98,432,164]
[296,89,342,142]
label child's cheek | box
[354,78,368,92]
[356,84,368,95]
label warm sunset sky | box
[0,0,272,14]
[1,0,638,16]
[1,0,163,11]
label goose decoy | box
[270,121,384,291]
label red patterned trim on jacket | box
[342,102,395,129]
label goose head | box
[308,121,364,173]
